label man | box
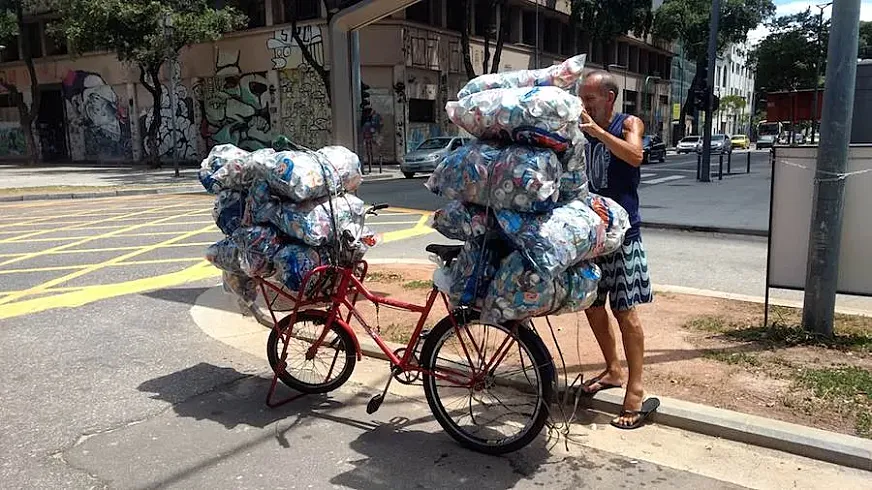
[578,70,658,430]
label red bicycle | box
[258,204,556,454]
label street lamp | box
[811,2,833,145]
[644,75,662,135]
[607,64,628,112]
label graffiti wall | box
[140,60,198,161]
[62,70,132,160]
[0,123,25,157]
[194,49,273,151]
[267,25,325,70]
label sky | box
[747,0,872,45]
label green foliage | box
[654,0,776,62]
[570,0,653,42]
[54,0,246,68]
[749,9,825,93]
[718,94,746,113]
[0,8,16,43]
[859,21,872,58]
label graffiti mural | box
[278,64,330,150]
[62,70,132,160]
[267,25,325,70]
[0,124,25,156]
[194,49,273,151]
[140,83,198,161]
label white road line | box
[642,175,686,185]
[640,173,657,179]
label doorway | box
[36,86,69,162]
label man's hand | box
[580,108,606,139]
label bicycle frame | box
[258,259,522,406]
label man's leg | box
[583,306,624,389]
[612,307,645,423]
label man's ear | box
[608,90,617,105]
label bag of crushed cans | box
[206,237,245,275]
[273,243,330,292]
[231,225,286,278]
[212,190,248,235]
[446,86,583,153]
[457,54,587,99]
[440,236,513,307]
[431,201,491,241]
[264,147,362,202]
[425,141,562,212]
[495,195,630,277]
[482,253,601,323]
[199,144,253,193]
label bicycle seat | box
[426,244,462,264]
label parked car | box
[676,135,700,154]
[731,134,750,150]
[642,135,667,163]
[400,137,469,178]
[697,134,732,155]
[756,134,776,149]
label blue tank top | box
[585,112,641,239]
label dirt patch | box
[328,263,872,439]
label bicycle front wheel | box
[420,310,554,454]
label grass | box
[794,366,872,402]
[702,350,762,367]
[403,280,433,290]
[367,271,404,283]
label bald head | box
[581,70,620,126]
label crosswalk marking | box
[640,173,656,178]
[642,175,686,185]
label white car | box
[676,136,700,154]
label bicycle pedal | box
[366,394,384,414]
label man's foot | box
[581,370,624,396]
[610,397,660,430]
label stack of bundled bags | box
[427,55,631,323]
[199,143,378,306]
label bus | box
[756,121,784,149]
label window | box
[23,22,42,58]
[543,18,558,53]
[623,90,638,115]
[559,22,571,55]
[1,36,20,62]
[409,98,436,123]
[618,42,628,66]
[447,2,464,31]
[522,11,536,45]
[406,0,431,24]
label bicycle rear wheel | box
[420,310,554,454]
[267,310,357,394]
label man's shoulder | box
[621,114,644,128]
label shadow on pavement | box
[142,286,212,307]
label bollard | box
[718,152,724,180]
[727,150,732,174]
[697,152,702,180]
[746,150,751,173]
[379,155,383,174]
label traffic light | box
[360,82,372,125]
[692,87,707,111]
[711,94,720,113]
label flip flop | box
[610,397,661,430]
[581,374,623,397]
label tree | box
[858,20,872,58]
[286,0,334,98]
[0,1,42,163]
[569,0,653,53]
[719,94,746,113]
[55,0,246,167]
[748,9,827,95]
[654,0,776,137]
[459,0,510,80]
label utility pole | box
[163,14,180,178]
[811,2,833,145]
[802,0,861,337]
[700,0,720,183]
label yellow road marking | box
[381,214,436,243]
[0,257,203,275]
[376,206,434,215]
[0,241,215,259]
[0,206,203,267]
[0,264,87,275]
[0,261,220,320]
[118,230,217,238]
[0,223,215,305]
[367,220,424,226]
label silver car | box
[401,137,469,178]
[676,135,700,154]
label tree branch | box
[289,1,331,98]
[460,0,476,80]
[490,0,509,74]
[139,63,157,94]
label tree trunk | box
[460,0,476,80]
[140,64,163,168]
[481,2,493,75]
[490,0,510,74]
[16,1,41,164]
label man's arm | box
[580,110,645,167]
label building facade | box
[714,43,755,136]
[0,0,676,163]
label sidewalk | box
[192,262,872,471]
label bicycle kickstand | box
[366,366,399,414]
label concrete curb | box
[0,185,206,202]
[642,221,768,238]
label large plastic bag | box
[444,237,513,307]
[446,86,583,153]
[432,201,491,241]
[425,141,561,212]
[457,54,587,99]
[222,271,258,304]
[212,190,248,235]
[231,225,286,278]
[255,192,365,247]
[482,254,601,323]
[264,147,361,202]
[199,144,250,193]
[273,243,330,292]
[206,238,245,275]
[557,142,590,203]
[495,195,629,277]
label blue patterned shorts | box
[591,235,653,311]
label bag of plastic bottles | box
[212,190,249,235]
[264,147,361,202]
[425,141,561,212]
[431,201,491,241]
[445,86,584,153]
[457,54,587,99]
